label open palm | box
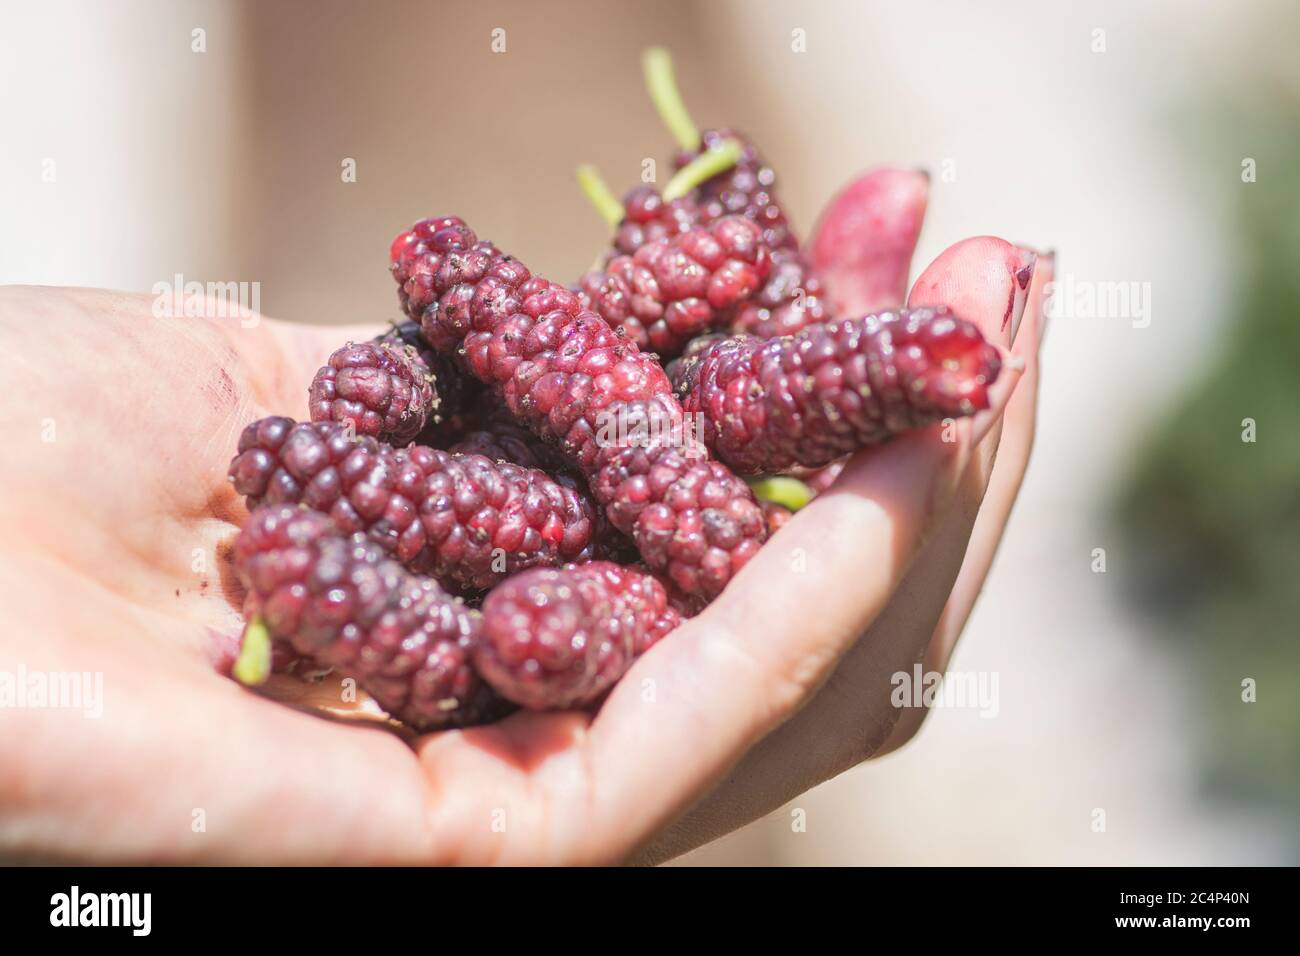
[0,200,1047,863]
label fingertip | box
[908,236,1035,347]
[810,167,930,316]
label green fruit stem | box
[747,475,814,512]
[662,139,743,201]
[576,164,625,229]
[642,47,699,152]
[232,616,272,686]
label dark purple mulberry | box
[677,308,1002,474]
[673,128,797,253]
[228,417,608,591]
[388,216,766,600]
[475,561,683,710]
[233,505,502,730]
[308,339,437,446]
[576,214,771,357]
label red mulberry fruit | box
[674,128,797,254]
[475,561,683,710]
[228,417,607,591]
[234,505,502,730]
[308,338,439,446]
[637,48,826,340]
[677,308,1002,474]
[576,214,771,357]
[611,185,702,257]
[389,216,767,600]
[727,249,832,339]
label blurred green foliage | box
[1114,82,1300,844]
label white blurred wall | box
[0,0,249,290]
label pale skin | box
[0,207,1047,864]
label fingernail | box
[1005,249,1036,343]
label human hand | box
[0,177,1043,864]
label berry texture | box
[445,392,574,475]
[674,129,797,253]
[576,214,772,357]
[674,133,832,339]
[676,308,1002,474]
[604,183,831,343]
[585,396,766,598]
[234,505,501,730]
[475,562,683,710]
[307,320,470,447]
[308,338,438,446]
[228,417,607,591]
[611,185,701,257]
[389,216,767,600]
[728,248,832,339]
[379,320,476,435]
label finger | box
[921,249,1053,672]
[579,352,1022,861]
[868,249,1050,756]
[627,238,1039,863]
[0,553,436,864]
[909,235,1036,345]
[909,236,1036,490]
[809,168,929,315]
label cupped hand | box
[0,181,1045,864]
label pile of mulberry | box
[218,46,1016,736]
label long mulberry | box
[228,417,607,591]
[234,505,502,730]
[475,561,683,710]
[675,308,1002,474]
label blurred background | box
[2,0,1295,864]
